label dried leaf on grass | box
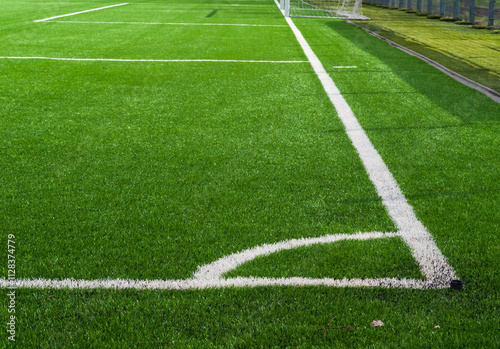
[370,320,384,327]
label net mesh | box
[289,0,369,19]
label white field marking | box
[132,3,274,6]
[46,20,288,27]
[0,57,307,64]
[281,13,458,288]
[0,278,432,290]
[34,3,129,22]
[332,66,357,69]
[134,1,271,4]
[0,231,442,290]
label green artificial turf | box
[9,287,500,347]
[1,0,499,347]
[0,59,396,280]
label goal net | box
[283,0,369,20]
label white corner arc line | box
[33,3,129,22]
[0,57,308,64]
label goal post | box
[284,0,369,20]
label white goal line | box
[34,3,129,22]
[0,278,433,290]
[0,232,448,290]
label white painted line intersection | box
[1,2,459,291]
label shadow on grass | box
[325,21,500,123]
[349,7,500,93]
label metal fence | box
[364,0,499,26]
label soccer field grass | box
[1,0,499,346]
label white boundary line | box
[45,20,288,27]
[0,277,431,290]
[0,232,446,290]
[280,11,458,288]
[0,232,435,290]
[34,3,129,22]
[1,1,458,290]
[0,57,308,64]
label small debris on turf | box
[434,325,440,329]
[316,316,356,338]
[370,320,384,327]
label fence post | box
[470,0,475,22]
[488,0,495,26]
[428,0,433,13]
[454,0,459,17]
[417,0,422,11]
[440,0,445,15]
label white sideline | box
[0,57,308,64]
[281,13,457,288]
[46,20,288,27]
[34,3,129,22]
